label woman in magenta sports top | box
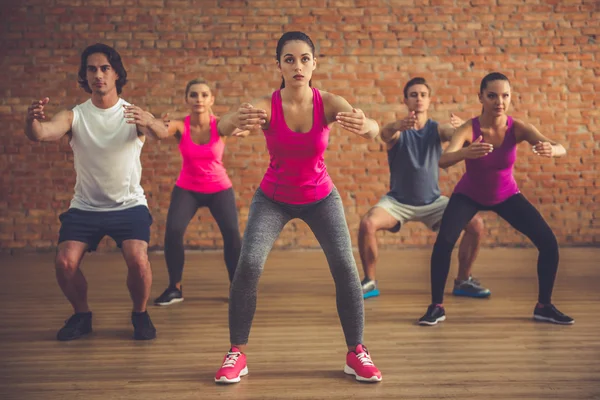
[418,72,573,327]
[213,32,382,384]
[153,79,244,306]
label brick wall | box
[1,0,599,253]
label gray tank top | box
[386,119,441,206]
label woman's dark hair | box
[276,31,315,89]
[78,43,128,94]
[479,72,510,93]
[403,77,431,99]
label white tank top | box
[69,98,147,211]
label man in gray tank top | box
[358,78,490,300]
[25,43,169,341]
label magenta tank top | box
[175,115,232,194]
[453,116,520,206]
[259,88,334,204]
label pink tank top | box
[259,88,334,204]
[175,115,232,194]
[453,116,520,205]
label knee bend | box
[55,254,79,273]
[222,228,242,246]
[235,255,263,282]
[433,235,457,255]
[537,232,559,256]
[465,215,485,238]
[359,215,377,236]
[126,253,150,272]
[165,223,186,242]
[329,259,358,281]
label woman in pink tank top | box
[213,32,382,384]
[419,72,573,327]
[153,79,246,307]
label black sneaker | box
[418,304,446,326]
[132,311,156,340]
[533,304,574,325]
[153,286,183,306]
[56,312,93,341]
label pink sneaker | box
[344,344,382,382]
[214,347,248,384]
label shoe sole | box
[533,315,574,325]
[56,329,92,341]
[154,298,184,306]
[215,366,249,384]
[452,289,491,298]
[343,365,382,382]
[363,289,380,299]
[418,315,446,326]
[133,332,156,340]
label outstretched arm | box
[24,97,72,142]
[323,91,379,139]
[514,119,566,158]
[439,120,493,169]
[156,112,186,139]
[380,112,418,148]
[438,113,466,142]
[123,104,170,140]
[380,121,402,146]
[218,97,270,137]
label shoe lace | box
[356,351,374,367]
[163,287,180,297]
[469,276,481,285]
[222,352,241,368]
[428,304,441,313]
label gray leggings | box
[229,187,364,346]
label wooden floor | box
[0,248,599,400]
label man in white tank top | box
[24,43,170,341]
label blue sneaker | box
[452,276,491,298]
[361,278,380,299]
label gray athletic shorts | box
[374,195,449,233]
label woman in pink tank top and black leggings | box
[213,32,382,384]
[419,73,573,326]
[153,79,243,306]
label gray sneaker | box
[452,276,491,298]
[361,278,380,299]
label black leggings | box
[431,193,559,305]
[164,185,241,285]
